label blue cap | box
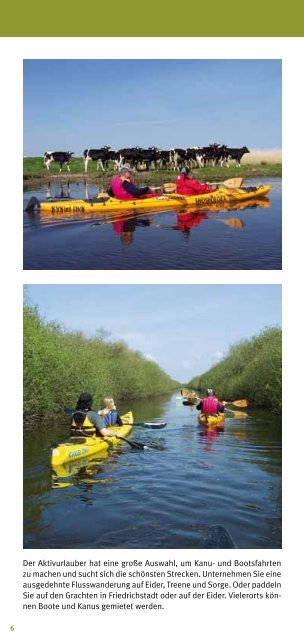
[181,167,189,175]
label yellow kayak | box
[198,413,225,427]
[51,412,133,467]
[27,185,271,215]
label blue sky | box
[23,60,281,156]
[25,285,282,380]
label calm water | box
[24,394,282,549]
[23,178,281,270]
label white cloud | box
[214,350,224,359]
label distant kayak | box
[26,185,271,215]
[51,412,133,467]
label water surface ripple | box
[24,395,282,549]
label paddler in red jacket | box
[196,389,225,416]
[176,167,217,196]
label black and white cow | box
[117,147,142,169]
[108,150,124,171]
[83,147,121,172]
[136,147,159,171]
[220,146,250,167]
[170,148,187,171]
[155,149,172,170]
[185,147,206,168]
[44,151,74,172]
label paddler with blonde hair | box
[98,397,123,427]
[71,392,123,438]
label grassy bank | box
[188,327,282,414]
[24,303,178,424]
[23,155,282,183]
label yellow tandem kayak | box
[51,411,133,467]
[198,413,225,427]
[27,185,271,215]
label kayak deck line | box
[26,185,271,215]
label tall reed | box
[188,327,281,413]
[24,303,177,422]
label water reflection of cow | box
[45,181,71,200]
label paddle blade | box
[163,182,176,193]
[181,388,198,399]
[230,410,248,419]
[223,399,248,408]
[223,177,244,188]
[219,218,244,229]
[139,422,167,429]
[231,399,248,407]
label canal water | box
[23,178,281,270]
[24,394,282,549]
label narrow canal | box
[24,393,282,549]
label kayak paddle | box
[207,177,244,188]
[222,399,248,408]
[161,177,244,193]
[114,435,148,450]
[180,393,248,408]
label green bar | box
[1,1,304,36]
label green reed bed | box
[188,327,282,414]
[24,304,177,424]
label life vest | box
[201,397,219,414]
[111,176,135,201]
[71,410,95,434]
[98,408,119,426]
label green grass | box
[188,327,282,414]
[24,303,178,424]
[23,157,282,182]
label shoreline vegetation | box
[23,150,282,187]
[188,328,282,415]
[24,301,282,426]
[24,303,178,426]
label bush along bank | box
[24,304,178,424]
[188,327,282,414]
